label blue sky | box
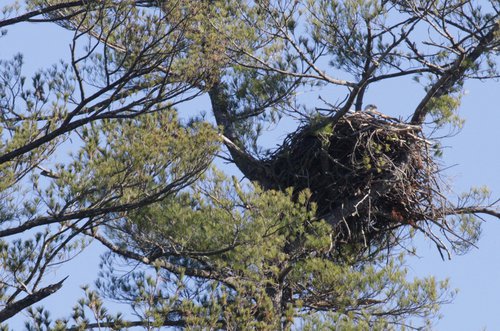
[1,3,499,330]
[403,80,500,330]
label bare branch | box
[0,277,68,322]
[0,1,86,28]
[411,21,499,124]
[449,206,500,219]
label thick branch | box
[0,1,86,28]
[0,0,163,28]
[0,277,67,322]
[449,206,500,219]
[209,82,272,185]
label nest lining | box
[265,111,441,248]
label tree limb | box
[0,1,86,28]
[0,277,68,322]
[448,206,500,219]
[411,21,499,124]
[209,82,272,186]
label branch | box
[0,1,86,28]
[448,206,500,219]
[367,67,436,84]
[209,83,272,186]
[411,21,500,124]
[88,229,222,282]
[0,169,201,237]
[0,277,68,322]
[0,0,165,28]
[65,319,186,331]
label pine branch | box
[209,82,273,186]
[449,206,500,219]
[0,1,85,28]
[0,277,68,322]
[411,21,499,125]
[65,319,186,331]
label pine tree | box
[0,1,498,329]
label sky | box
[373,77,500,331]
[0,2,499,330]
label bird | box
[364,104,378,112]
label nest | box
[265,111,441,251]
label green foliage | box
[75,173,450,329]
[57,111,219,208]
[427,94,464,129]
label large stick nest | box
[265,111,442,250]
